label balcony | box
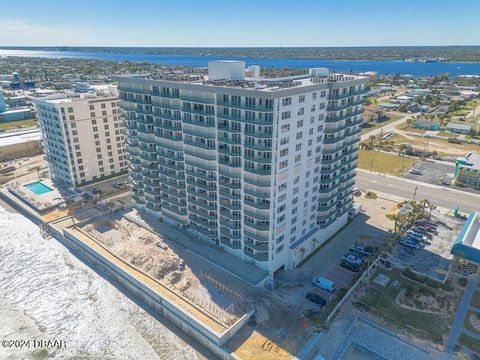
[188,187,217,201]
[244,219,270,232]
[220,236,241,249]
[244,238,269,252]
[188,206,217,220]
[244,187,270,199]
[219,209,241,221]
[220,227,241,240]
[244,142,272,151]
[190,194,216,208]
[327,88,366,100]
[244,166,271,176]
[243,249,268,262]
[327,99,364,111]
[219,188,241,200]
[244,198,270,210]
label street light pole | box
[413,186,418,200]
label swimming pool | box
[24,181,54,195]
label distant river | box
[1,48,480,77]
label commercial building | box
[455,152,480,189]
[0,129,43,161]
[33,85,127,187]
[0,108,35,122]
[414,119,440,130]
[451,212,480,264]
[446,122,472,135]
[115,61,367,274]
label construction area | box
[79,208,251,328]
[67,206,313,360]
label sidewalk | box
[444,276,479,354]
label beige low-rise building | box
[33,85,127,187]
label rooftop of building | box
[446,122,472,130]
[116,60,367,92]
[457,152,480,171]
[451,212,480,264]
[33,84,118,104]
[0,128,42,147]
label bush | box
[425,278,440,289]
[365,191,377,199]
[458,277,468,287]
[402,268,425,283]
[441,280,454,292]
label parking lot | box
[405,160,480,195]
[390,210,466,282]
[275,193,395,310]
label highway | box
[356,169,480,214]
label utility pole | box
[413,186,418,200]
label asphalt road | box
[356,169,480,214]
[361,112,415,141]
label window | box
[295,154,301,162]
[297,120,303,128]
[296,132,302,140]
[282,97,292,106]
[295,143,301,151]
[277,215,285,224]
[279,160,288,169]
[299,95,305,103]
[312,92,317,100]
[276,245,284,253]
[278,183,287,191]
[89,105,94,110]
[280,149,289,157]
[281,124,290,133]
[281,111,291,120]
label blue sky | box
[0,0,478,47]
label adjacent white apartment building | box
[33,85,127,187]
[115,61,367,274]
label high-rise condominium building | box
[116,61,367,274]
[33,85,127,187]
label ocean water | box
[0,205,199,360]
[1,49,480,77]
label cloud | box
[0,19,112,46]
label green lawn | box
[458,333,480,354]
[0,118,38,130]
[463,310,480,335]
[471,290,480,309]
[356,269,449,343]
[437,131,459,139]
[358,150,415,176]
[396,122,426,134]
[361,113,404,135]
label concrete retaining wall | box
[60,227,242,360]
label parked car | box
[415,219,436,227]
[406,230,428,242]
[412,227,433,239]
[305,292,327,307]
[92,187,102,195]
[400,238,421,249]
[342,254,363,266]
[410,169,423,175]
[312,276,336,292]
[341,260,360,273]
[350,244,376,257]
[113,181,128,189]
[352,187,361,196]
